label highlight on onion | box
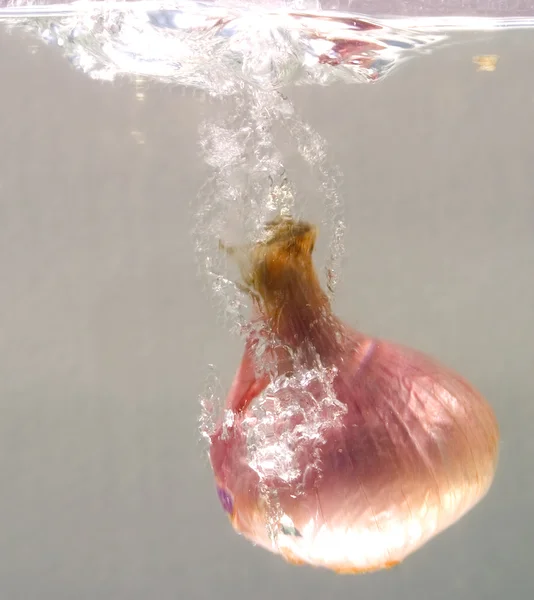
[208,215,499,574]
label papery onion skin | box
[209,217,499,574]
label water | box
[3,3,533,87]
[3,0,532,552]
[0,1,533,595]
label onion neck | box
[243,217,347,368]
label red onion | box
[209,216,499,574]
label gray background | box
[0,23,533,600]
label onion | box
[209,216,499,574]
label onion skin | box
[209,217,499,574]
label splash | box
[194,89,344,329]
[3,2,534,89]
[241,360,347,547]
[1,2,450,87]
